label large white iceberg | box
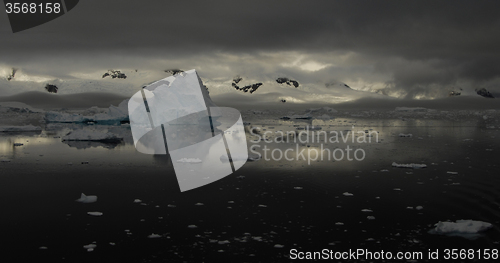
[429,220,493,239]
[45,99,129,124]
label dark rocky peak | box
[102,70,127,79]
[276,77,299,87]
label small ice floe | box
[392,162,427,169]
[75,193,97,203]
[393,188,402,191]
[62,129,123,142]
[167,204,176,208]
[398,133,413,137]
[380,169,389,172]
[274,244,284,248]
[87,212,103,216]
[39,246,48,250]
[195,203,204,206]
[218,240,230,245]
[343,192,353,196]
[148,233,161,238]
[258,204,267,208]
[447,171,458,174]
[83,244,96,252]
[367,216,376,220]
[220,154,260,162]
[188,225,197,228]
[176,158,202,163]
[335,222,344,226]
[416,206,423,210]
[0,125,42,132]
[361,209,373,213]
[429,220,493,239]
[133,199,142,203]
[294,187,303,190]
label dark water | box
[0,119,499,262]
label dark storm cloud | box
[1,0,500,97]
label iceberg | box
[45,99,129,125]
[75,193,97,203]
[429,220,493,239]
[392,162,427,169]
[87,212,103,216]
[62,129,123,142]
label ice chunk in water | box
[87,212,103,216]
[429,220,493,239]
[75,193,97,203]
[392,162,427,169]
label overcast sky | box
[1,0,500,98]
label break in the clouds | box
[1,0,500,99]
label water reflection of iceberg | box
[63,140,124,150]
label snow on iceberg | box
[392,162,427,169]
[0,125,42,132]
[429,220,493,239]
[62,129,123,142]
[75,193,97,203]
[45,99,129,125]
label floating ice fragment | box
[75,193,97,203]
[83,244,96,252]
[447,171,458,174]
[367,216,376,220]
[361,209,373,212]
[148,234,161,238]
[274,244,284,248]
[87,212,103,216]
[343,192,353,196]
[416,206,423,210]
[392,162,427,169]
[176,158,202,163]
[188,225,197,228]
[133,199,142,203]
[429,220,493,239]
[335,222,344,226]
[294,187,303,190]
[258,204,267,208]
[195,203,204,206]
[218,240,230,245]
[39,246,48,250]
